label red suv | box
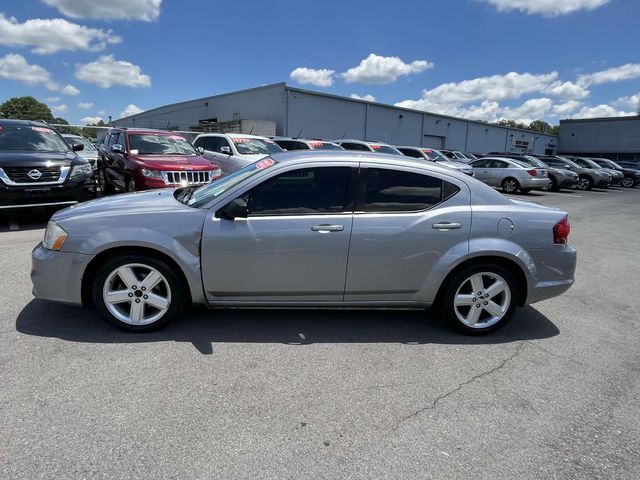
[97,128,221,194]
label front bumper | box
[594,177,611,188]
[0,175,95,210]
[557,176,579,188]
[31,243,93,305]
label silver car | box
[193,133,283,175]
[396,146,475,176]
[31,151,576,335]
[62,134,99,170]
[468,157,552,193]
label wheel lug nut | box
[477,291,482,295]
[132,285,137,290]
[143,295,148,299]
[141,287,146,291]
[472,298,477,302]
[476,304,481,308]
[128,293,133,298]
[135,298,141,303]
[484,301,488,305]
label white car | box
[193,133,283,175]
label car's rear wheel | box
[442,264,518,335]
[577,175,593,190]
[501,178,519,194]
[545,176,558,191]
[622,176,635,188]
[98,167,114,195]
[93,254,185,332]
[126,177,137,193]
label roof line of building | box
[560,115,640,124]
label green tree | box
[529,120,552,133]
[0,96,57,122]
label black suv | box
[0,119,95,211]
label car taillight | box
[527,169,538,176]
[553,216,570,244]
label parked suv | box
[335,139,403,155]
[538,156,611,191]
[590,158,640,188]
[98,128,221,194]
[567,156,623,187]
[62,134,98,171]
[193,133,283,175]
[0,119,94,210]
[396,146,475,176]
[272,137,344,151]
[484,153,578,191]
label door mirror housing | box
[216,197,248,220]
[220,146,232,155]
[197,146,205,155]
[111,144,125,154]
[72,143,85,152]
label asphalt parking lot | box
[1,187,639,479]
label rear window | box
[0,124,69,152]
[309,141,342,150]
[370,144,401,155]
[232,138,283,155]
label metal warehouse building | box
[113,82,558,155]
[559,116,640,161]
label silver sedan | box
[31,151,576,334]
[468,157,552,193]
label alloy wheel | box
[503,180,518,193]
[577,178,590,190]
[622,177,634,188]
[102,263,171,326]
[453,272,511,329]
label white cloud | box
[45,96,60,103]
[0,53,61,91]
[61,84,80,95]
[341,54,433,84]
[77,101,93,109]
[52,103,67,113]
[75,55,151,88]
[480,0,610,17]
[571,104,635,119]
[548,81,589,100]
[290,67,335,87]
[498,98,554,124]
[552,100,583,116]
[119,104,144,118]
[80,115,103,125]
[97,110,106,115]
[0,13,121,55]
[577,63,640,86]
[612,93,640,110]
[43,0,162,21]
[350,93,376,102]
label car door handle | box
[432,222,462,230]
[311,224,344,232]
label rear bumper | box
[31,243,92,305]
[526,245,577,305]
[520,177,552,189]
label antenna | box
[637,98,640,116]
[249,126,254,135]
[297,128,303,138]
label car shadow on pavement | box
[16,300,559,354]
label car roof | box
[474,156,527,167]
[0,119,52,127]
[196,132,270,139]
[336,139,394,146]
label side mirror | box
[220,146,232,155]
[215,197,248,220]
[72,143,85,152]
[197,146,205,154]
[111,144,125,154]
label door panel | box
[345,165,471,302]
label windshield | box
[452,151,468,159]
[606,160,622,169]
[422,149,448,161]
[65,135,97,152]
[0,124,70,152]
[557,157,581,169]
[370,144,402,155]
[128,133,197,155]
[309,141,342,150]
[523,155,548,168]
[185,158,278,207]
[232,137,283,155]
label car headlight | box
[43,221,68,251]
[141,168,164,180]
[210,168,222,178]
[70,164,92,178]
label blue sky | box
[1,0,639,125]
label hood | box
[128,154,216,170]
[0,151,77,168]
[236,153,269,162]
[53,188,194,222]
[436,160,473,171]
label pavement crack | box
[393,342,526,429]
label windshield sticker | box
[370,144,382,149]
[309,142,323,148]
[422,149,433,153]
[168,135,185,141]
[32,127,53,133]
[232,138,251,143]
[256,159,275,169]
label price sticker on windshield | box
[32,127,53,133]
[371,144,382,150]
[168,135,185,141]
[256,159,275,169]
[232,138,251,143]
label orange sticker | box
[256,159,275,169]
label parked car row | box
[2,118,640,212]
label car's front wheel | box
[577,175,593,190]
[442,264,518,334]
[98,167,114,195]
[622,176,635,188]
[93,254,185,332]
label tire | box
[441,263,518,335]
[622,176,635,188]
[547,176,558,191]
[98,167,114,195]
[577,175,593,191]
[93,254,185,332]
[501,178,520,194]
[126,177,137,193]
